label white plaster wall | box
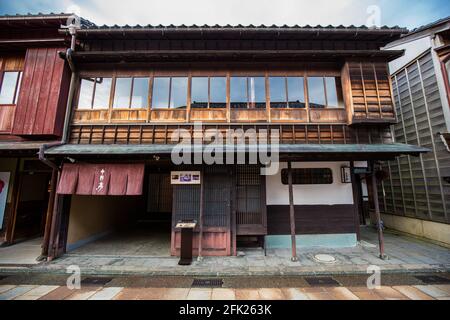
[387,36,432,74]
[266,162,354,205]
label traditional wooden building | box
[378,17,450,246]
[0,14,79,259]
[32,18,430,261]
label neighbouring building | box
[379,17,450,247]
[0,14,79,259]
[1,13,430,262]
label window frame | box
[112,76,150,110]
[230,75,267,109]
[306,75,344,109]
[0,70,23,106]
[76,76,113,110]
[281,168,334,185]
[151,76,189,110]
[191,76,227,109]
[269,76,307,109]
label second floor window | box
[152,77,188,109]
[113,77,149,109]
[308,76,343,109]
[230,77,266,109]
[0,71,22,105]
[191,77,227,108]
[269,77,306,108]
[78,77,112,109]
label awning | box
[46,143,430,157]
[56,163,145,196]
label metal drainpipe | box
[39,22,78,168]
[39,22,78,260]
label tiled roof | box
[0,12,95,28]
[83,23,406,32]
[406,16,450,35]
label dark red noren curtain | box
[57,163,145,196]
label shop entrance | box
[64,167,173,257]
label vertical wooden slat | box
[287,161,298,262]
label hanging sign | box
[171,171,201,185]
[0,172,11,230]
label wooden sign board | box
[171,171,201,185]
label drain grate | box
[305,277,340,287]
[192,279,224,288]
[415,275,450,285]
[81,277,113,286]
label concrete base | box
[265,234,357,249]
[382,214,450,248]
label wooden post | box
[350,162,361,241]
[40,168,58,259]
[371,167,386,260]
[5,163,22,245]
[288,161,298,262]
[197,170,205,260]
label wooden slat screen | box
[348,61,396,122]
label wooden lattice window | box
[281,168,333,185]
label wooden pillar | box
[288,161,298,262]
[371,167,386,260]
[47,169,64,261]
[4,160,22,245]
[197,171,205,260]
[350,162,361,241]
[40,168,58,259]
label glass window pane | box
[248,77,266,109]
[131,78,149,108]
[77,78,94,109]
[269,77,287,108]
[170,77,188,109]
[308,77,326,108]
[152,77,170,109]
[113,78,132,108]
[287,77,305,108]
[93,78,112,109]
[191,77,208,108]
[0,72,19,104]
[325,77,342,108]
[230,77,248,109]
[210,77,226,108]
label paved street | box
[0,282,449,300]
[1,272,450,300]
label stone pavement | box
[6,227,446,277]
[1,283,449,300]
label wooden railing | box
[72,108,348,125]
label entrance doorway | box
[64,167,174,258]
[235,166,267,250]
[8,160,52,244]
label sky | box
[0,0,448,30]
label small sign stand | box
[175,220,197,266]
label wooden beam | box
[350,162,361,241]
[287,161,298,262]
[4,159,21,244]
[40,168,58,258]
[197,170,205,260]
[371,164,386,260]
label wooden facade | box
[12,47,70,137]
